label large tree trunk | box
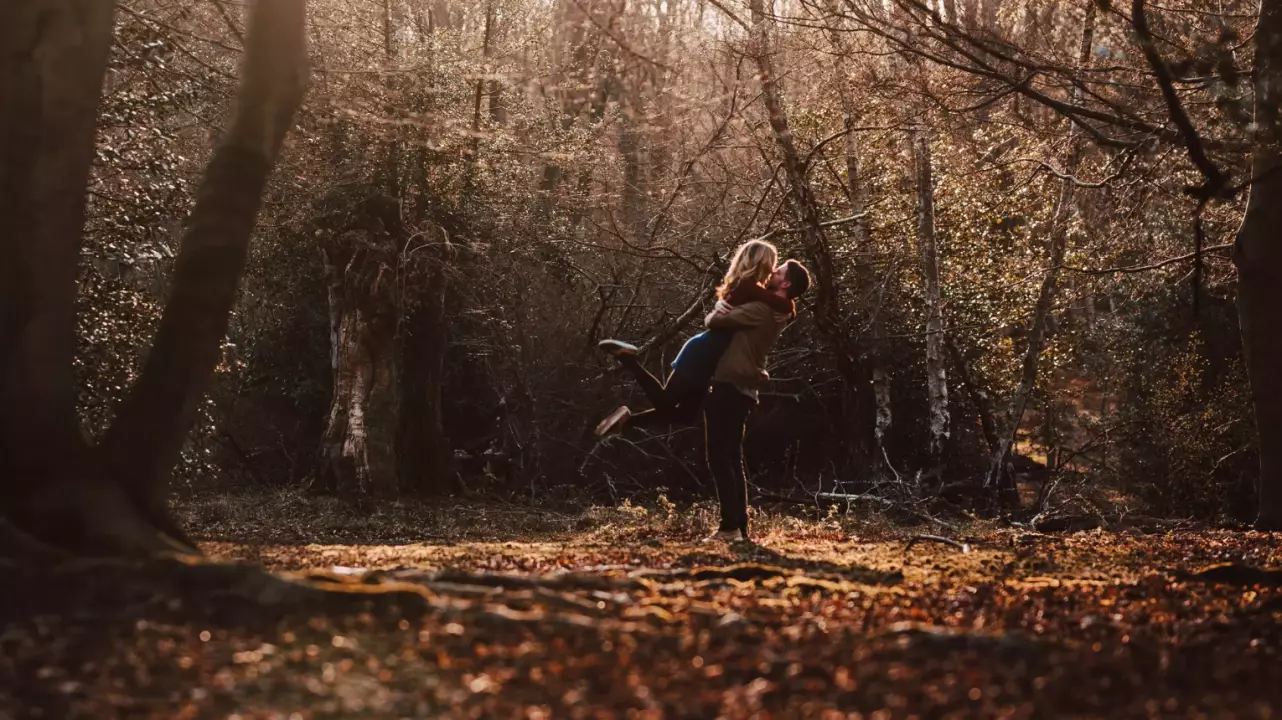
[1237,0,1282,529]
[317,218,454,501]
[317,202,403,499]
[983,0,1095,499]
[397,230,454,496]
[912,129,950,459]
[319,269,400,498]
[0,0,307,557]
[0,0,123,550]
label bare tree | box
[984,0,1097,500]
[743,0,883,475]
[821,0,894,451]
[912,128,950,459]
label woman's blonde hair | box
[716,239,779,300]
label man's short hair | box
[783,259,811,299]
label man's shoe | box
[594,405,631,436]
[598,339,639,357]
[701,529,743,543]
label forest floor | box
[3,491,1282,718]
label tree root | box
[0,555,682,640]
[876,621,1053,657]
[1177,563,1282,587]
[633,562,902,587]
[12,476,201,559]
[0,555,907,633]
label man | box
[702,259,810,542]
[593,265,794,437]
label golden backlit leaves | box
[2,520,1281,717]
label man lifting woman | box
[595,239,811,542]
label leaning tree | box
[0,0,309,558]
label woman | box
[594,239,794,436]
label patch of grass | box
[173,490,931,547]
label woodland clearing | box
[2,495,1280,718]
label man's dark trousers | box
[704,381,755,533]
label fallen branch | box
[905,534,971,553]
[815,492,959,530]
[1032,513,1195,533]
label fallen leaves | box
[2,519,1282,717]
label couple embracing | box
[594,240,811,542]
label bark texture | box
[317,197,403,498]
[1237,0,1282,528]
[316,194,455,498]
[912,129,950,458]
[0,0,307,556]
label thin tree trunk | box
[747,0,880,471]
[1236,0,1282,528]
[747,0,837,328]
[469,2,494,158]
[822,0,890,463]
[462,2,494,198]
[984,0,1095,496]
[912,128,950,458]
[487,8,506,125]
[619,101,647,243]
[945,333,1000,453]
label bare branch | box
[1130,0,1230,199]
[757,212,870,242]
[566,0,681,74]
[1062,243,1234,275]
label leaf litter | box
[2,499,1281,718]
